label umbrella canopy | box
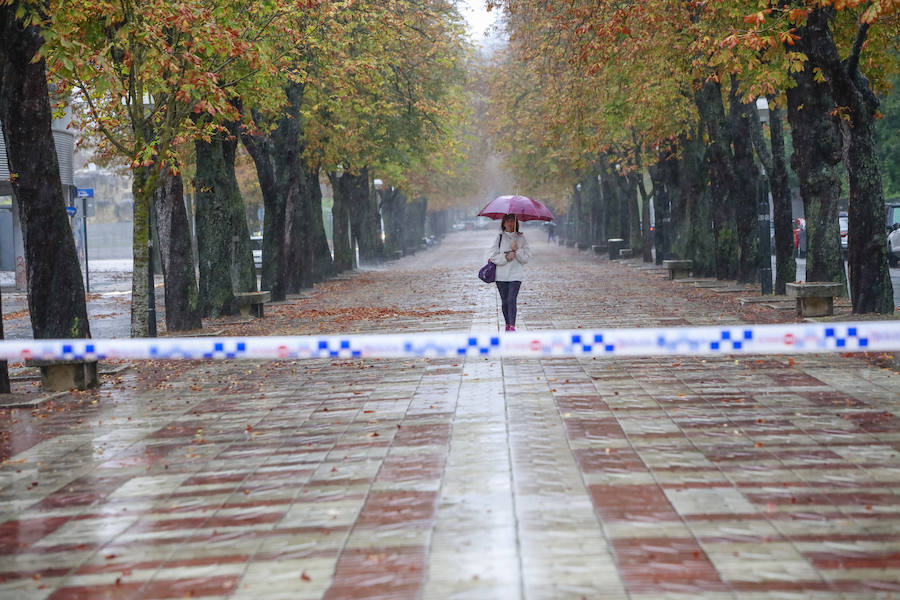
[477,195,554,222]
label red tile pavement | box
[1,231,899,598]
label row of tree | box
[0,0,476,391]
[486,0,897,313]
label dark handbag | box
[478,260,496,283]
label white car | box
[250,235,262,269]
[888,226,900,267]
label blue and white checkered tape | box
[0,322,896,361]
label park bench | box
[26,358,98,392]
[619,248,634,259]
[785,282,845,317]
[662,259,692,279]
[591,244,607,255]
[576,242,589,251]
[607,238,625,260]
[234,290,271,318]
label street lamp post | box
[757,98,773,295]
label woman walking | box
[488,214,531,332]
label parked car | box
[888,225,900,267]
[250,235,262,269]
[839,212,848,255]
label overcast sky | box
[458,0,500,43]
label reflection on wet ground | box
[1,231,899,598]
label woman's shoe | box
[504,325,511,332]
[509,325,516,332]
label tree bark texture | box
[751,100,796,294]
[728,76,762,284]
[130,167,153,336]
[649,161,670,265]
[571,181,586,245]
[380,188,404,256]
[351,167,383,264]
[0,7,91,339]
[0,290,9,393]
[195,130,257,317]
[152,170,202,331]
[240,115,286,301]
[637,175,653,263]
[405,197,427,252]
[329,171,355,273]
[284,157,332,292]
[341,169,370,267]
[695,78,740,280]
[667,133,716,276]
[785,46,847,290]
[306,162,334,284]
[626,173,641,252]
[599,163,621,241]
[583,167,605,245]
[802,7,892,313]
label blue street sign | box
[76,188,94,198]
[66,206,77,216]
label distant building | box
[0,107,77,286]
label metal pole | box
[82,195,89,294]
[758,177,773,295]
[148,215,157,337]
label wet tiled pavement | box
[2,229,900,599]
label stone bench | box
[619,248,634,259]
[25,359,98,392]
[607,238,625,260]
[234,290,272,318]
[785,282,845,317]
[663,259,692,279]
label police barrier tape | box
[0,321,898,362]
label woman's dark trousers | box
[495,280,521,326]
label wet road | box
[0,231,899,599]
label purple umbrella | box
[477,195,554,222]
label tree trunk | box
[152,169,201,331]
[405,197,427,252]
[380,188,404,256]
[342,168,371,264]
[751,99,795,294]
[695,78,739,280]
[130,167,154,336]
[599,164,620,241]
[352,167,383,264]
[195,130,257,317]
[786,46,846,289]
[571,179,585,245]
[802,7,892,313]
[626,173,641,252]
[0,7,91,339]
[728,76,762,284]
[671,132,715,277]
[284,158,332,291]
[636,172,653,263]
[0,290,9,393]
[240,114,286,300]
[329,171,354,273]
[584,167,604,244]
[305,161,334,283]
